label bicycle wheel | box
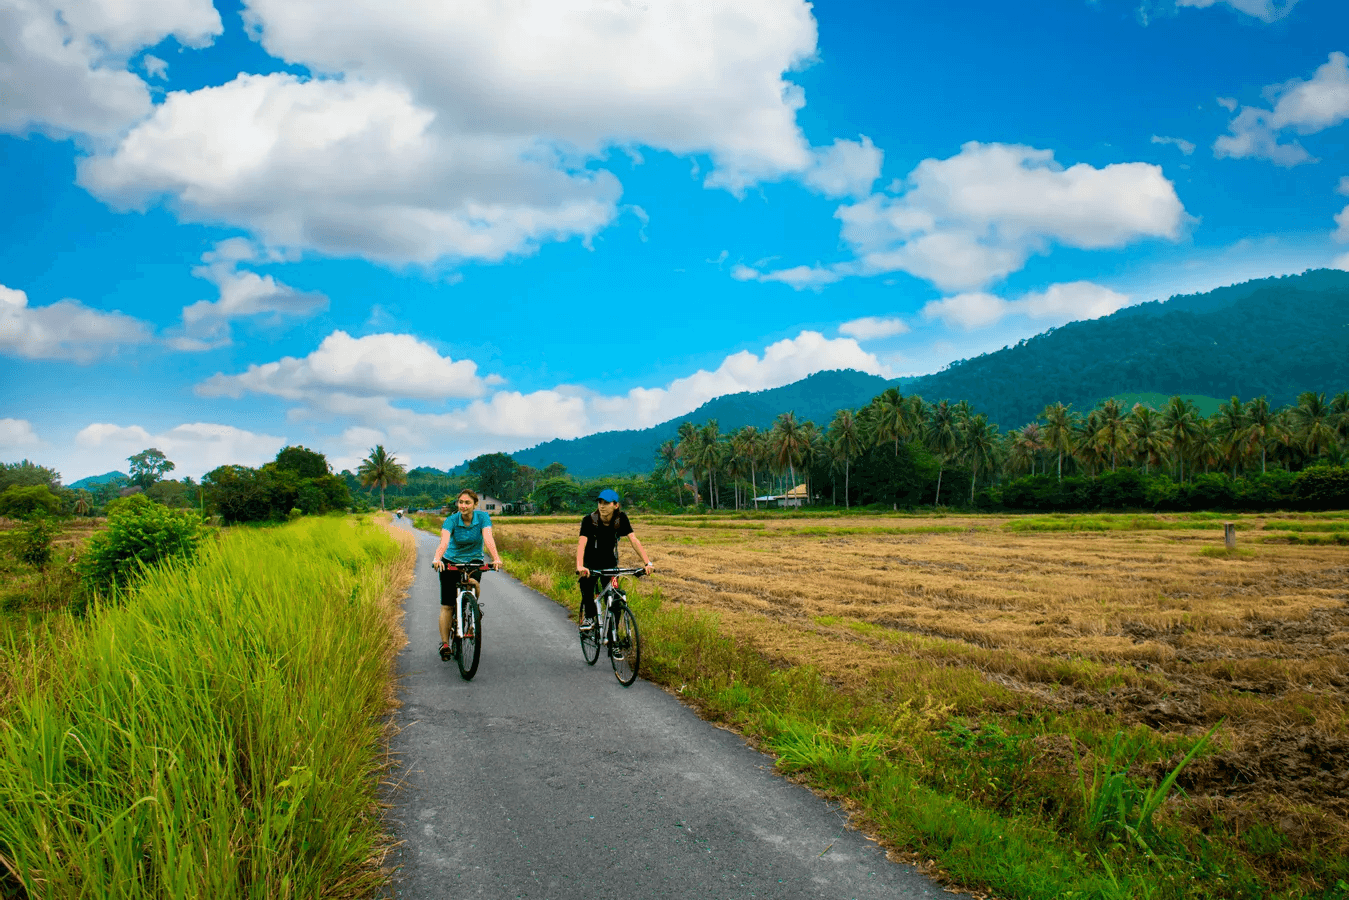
[579,598,601,665]
[457,593,481,681]
[609,604,640,687]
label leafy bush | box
[16,516,57,569]
[80,494,206,594]
[0,484,62,519]
[1291,466,1349,511]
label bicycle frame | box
[443,562,489,638]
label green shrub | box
[1291,466,1349,511]
[0,484,62,519]
[15,516,57,569]
[80,494,206,594]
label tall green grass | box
[0,516,404,899]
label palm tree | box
[1332,391,1349,444]
[1127,404,1167,475]
[1241,397,1279,474]
[1160,396,1201,483]
[1190,419,1221,475]
[1019,422,1046,475]
[676,421,702,505]
[873,388,912,455]
[1213,396,1251,477]
[924,400,960,506]
[1074,409,1107,476]
[697,420,723,509]
[734,425,767,509]
[1041,402,1077,480]
[960,413,999,503]
[73,490,92,516]
[1093,399,1129,471]
[358,445,408,510]
[770,412,808,500]
[1289,391,1339,459]
[657,439,686,506]
[828,408,863,508]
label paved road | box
[381,517,959,899]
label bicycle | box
[436,561,491,681]
[578,566,647,686]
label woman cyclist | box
[575,488,653,628]
[432,489,503,660]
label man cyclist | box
[576,488,653,629]
[432,489,503,660]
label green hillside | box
[904,268,1349,428]
[509,369,896,477]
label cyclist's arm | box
[576,536,590,577]
[626,532,654,573]
[482,526,503,569]
[432,529,451,570]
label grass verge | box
[0,515,409,899]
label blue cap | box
[597,488,621,503]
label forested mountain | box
[904,268,1349,429]
[501,269,1347,478]
[509,369,896,477]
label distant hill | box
[70,471,128,489]
[903,268,1349,428]
[509,369,899,478]
[1093,392,1226,418]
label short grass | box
[0,515,410,899]
[492,511,1349,900]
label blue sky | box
[3,0,1348,481]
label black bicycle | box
[579,567,646,686]
[438,562,491,681]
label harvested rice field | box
[501,510,1349,887]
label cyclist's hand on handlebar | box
[642,562,654,576]
[577,566,590,577]
[490,559,503,571]
[432,559,444,571]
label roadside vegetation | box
[475,513,1349,900]
[0,514,408,898]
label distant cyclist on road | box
[433,489,503,659]
[576,488,653,629]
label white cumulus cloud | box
[1214,52,1349,166]
[0,283,153,362]
[751,142,1185,292]
[196,330,496,402]
[0,0,221,140]
[1176,0,1299,22]
[169,238,328,350]
[922,281,1131,331]
[0,418,41,453]
[73,421,285,479]
[77,1,866,265]
[195,329,894,467]
[838,316,911,340]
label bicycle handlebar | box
[588,566,649,578]
[432,561,495,571]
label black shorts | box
[439,563,485,607]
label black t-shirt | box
[579,510,633,570]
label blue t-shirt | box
[441,509,492,563]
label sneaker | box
[580,616,595,631]
[439,641,453,661]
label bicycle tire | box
[609,604,640,687]
[579,598,601,665]
[457,593,481,681]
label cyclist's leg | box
[578,575,601,622]
[438,567,461,647]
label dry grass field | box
[502,511,1349,889]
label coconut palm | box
[1288,391,1339,459]
[828,408,864,508]
[871,388,911,455]
[959,413,1000,503]
[1190,419,1221,475]
[72,490,92,516]
[924,400,960,506]
[734,425,767,509]
[1213,396,1251,477]
[770,411,808,499]
[1127,404,1167,475]
[1093,399,1129,471]
[1074,409,1107,476]
[1241,397,1280,475]
[695,420,724,509]
[1041,402,1077,480]
[676,421,703,505]
[358,445,408,510]
[1332,391,1349,443]
[1160,396,1201,483]
[657,439,687,506]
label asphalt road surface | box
[382,517,961,899]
